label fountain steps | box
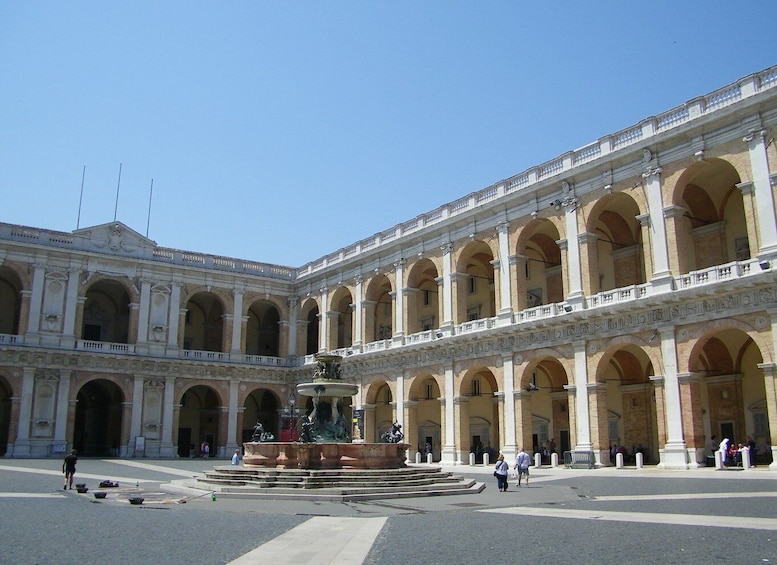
[176,465,485,501]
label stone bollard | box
[551,452,558,468]
[534,452,541,468]
[426,453,433,464]
[715,451,723,469]
[636,452,643,469]
[469,452,476,466]
[415,451,421,464]
[483,452,490,466]
[742,448,751,470]
[615,452,624,469]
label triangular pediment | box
[73,222,157,254]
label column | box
[657,327,689,469]
[352,276,363,347]
[230,288,244,354]
[286,296,299,357]
[678,372,704,467]
[226,379,239,453]
[319,287,329,352]
[572,342,592,450]
[393,259,405,342]
[500,353,517,460]
[642,166,674,292]
[136,279,152,344]
[515,390,533,454]
[12,367,35,456]
[166,282,182,349]
[588,382,610,466]
[453,396,470,463]
[564,208,584,308]
[395,372,405,430]
[53,370,71,448]
[743,129,777,257]
[61,265,81,347]
[756,362,777,470]
[129,376,144,448]
[440,243,454,331]
[441,362,457,464]
[26,263,46,342]
[159,376,176,457]
[496,221,513,320]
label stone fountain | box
[242,353,409,469]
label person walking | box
[514,447,531,487]
[62,449,77,490]
[494,454,509,492]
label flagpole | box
[146,178,154,238]
[76,165,86,229]
[113,163,122,222]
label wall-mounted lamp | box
[563,304,573,313]
[760,260,771,270]
[435,330,443,339]
[648,329,659,344]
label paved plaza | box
[1,457,776,564]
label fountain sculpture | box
[242,353,409,469]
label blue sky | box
[2,2,776,267]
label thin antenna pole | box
[76,165,86,229]
[113,162,122,222]
[146,178,154,238]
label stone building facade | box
[1,65,777,469]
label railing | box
[362,339,393,353]
[515,302,566,323]
[182,349,227,362]
[587,283,651,309]
[405,329,435,345]
[675,259,758,290]
[243,354,291,367]
[0,333,24,345]
[76,340,134,354]
[457,316,498,335]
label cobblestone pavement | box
[1,458,776,564]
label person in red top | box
[62,450,77,490]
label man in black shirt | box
[62,450,77,490]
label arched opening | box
[519,219,563,310]
[460,369,498,462]
[406,258,440,335]
[456,241,495,324]
[74,379,124,456]
[246,300,280,357]
[689,328,770,466]
[177,385,221,458]
[330,287,353,350]
[522,358,570,459]
[303,301,320,355]
[588,193,645,294]
[0,267,22,335]
[675,159,747,273]
[365,275,392,343]
[81,280,131,343]
[242,388,281,442]
[598,345,657,464]
[410,375,442,461]
[183,292,224,352]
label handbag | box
[493,471,498,477]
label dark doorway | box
[74,379,123,456]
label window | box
[469,275,477,294]
[472,378,481,396]
[754,412,768,436]
[426,383,434,400]
[423,289,431,306]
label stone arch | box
[586,192,646,294]
[0,266,23,335]
[299,296,321,355]
[458,367,499,457]
[408,372,443,461]
[329,287,354,350]
[245,299,281,356]
[516,218,564,309]
[177,383,223,458]
[242,386,282,442]
[81,278,133,343]
[684,326,770,463]
[73,378,125,456]
[364,274,393,342]
[405,258,441,335]
[595,343,658,464]
[454,239,496,323]
[671,158,746,273]
[183,291,226,352]
[518,355,571,456]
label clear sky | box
[2,2,776,267]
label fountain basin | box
[296,381,358,398]
[243,442,409,470]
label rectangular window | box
[754,412,768,436]
[426,384,434,400]
[469,275,477,294]
[472,379,481,396]
[423,289,431,306]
